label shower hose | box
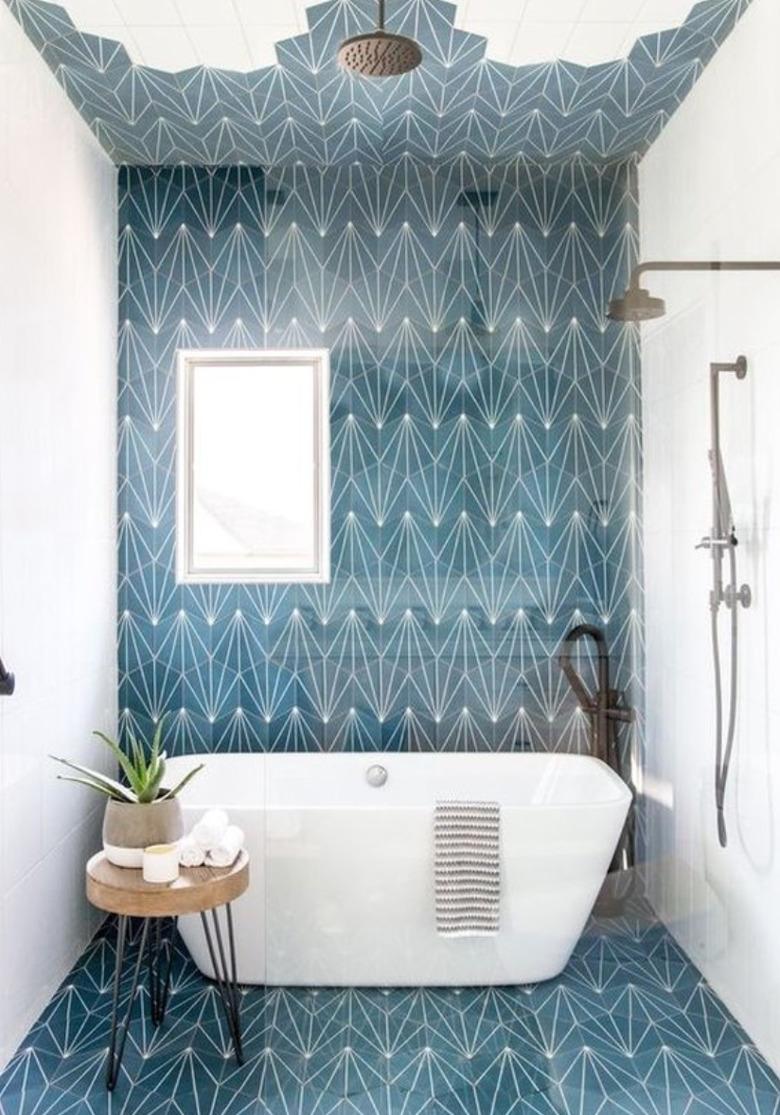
[710,543,739,848]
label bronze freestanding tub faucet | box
[558,624,632,768]
[559,624,634,875]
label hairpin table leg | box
[147,916,178,1026]
[199,904,243,1064]
[106,917,150,1091]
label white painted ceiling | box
[59,0,695,72]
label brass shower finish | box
[338,0,422,77]
[606,259,780,847]
[608,259,780,321]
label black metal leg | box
[147,916,177,1026]
[223,904,242,1056]
[226,904,239,1011]
[106,917,150,1091]
[106,915,127,1084]
[200,905,243,1064]
[105,908,242,1089]
[210,908,239,1021]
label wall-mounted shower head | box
[607,286,666,322]
[607,260,780,323]
[338,0,422,77]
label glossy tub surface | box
[167,752,630,986]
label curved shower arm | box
[627,259,780,291]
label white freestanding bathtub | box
[167,752,630,987]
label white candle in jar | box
[142,842,180,884]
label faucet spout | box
[558,624,633,765]
[558,624,607,715]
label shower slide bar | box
[696,356,751,849]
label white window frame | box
[176,348,330,585]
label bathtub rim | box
[166,751,632,810]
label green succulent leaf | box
[158,762,204,801]
[150,717,165,767]
[50,756,137,802]
[55,775,127,801]
[146,744,164,793]
[129,731,147,784]
[142,756,167,803]
[92,731,147,796]
[55,714,201,805]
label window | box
[176,349,330,584]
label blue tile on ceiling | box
[4,0,754,165]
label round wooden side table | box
[86,849,249,1090]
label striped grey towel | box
[434,800,500,937]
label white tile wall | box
[0,5,117,1070]
[639,0,780,1074]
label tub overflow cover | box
[366,764,388,787]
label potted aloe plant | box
[52,718,203,867]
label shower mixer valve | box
[724,582,751,609]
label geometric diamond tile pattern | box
[118,158,643,757]
[5,0,753,166]
[2,900,779,1115]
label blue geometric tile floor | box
[2,895,779,1115]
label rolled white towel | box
[192,808,229,850]
[206,825,244,868]
[179,834,205,868]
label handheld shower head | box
[338,0,422,77]
[710,448,735,540]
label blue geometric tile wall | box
[118,157,643,756]
[6,0,753,166]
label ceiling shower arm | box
[627,259,780,292]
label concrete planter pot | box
[103,796,183,867]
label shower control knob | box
[366,764,388,788]
[725,583,752,609]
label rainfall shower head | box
[607,286,666,322]
[338,0,422,77]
